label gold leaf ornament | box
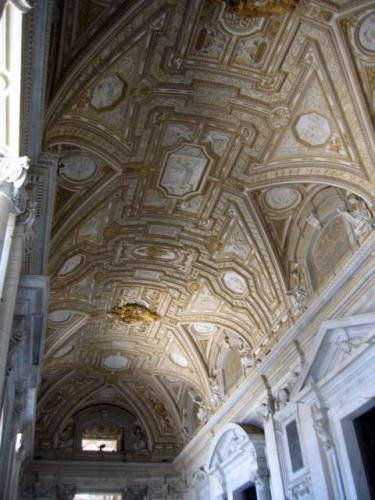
[216,0,297,17]
[111,303,161,324]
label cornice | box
[174,231,375,468]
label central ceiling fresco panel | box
[38,0,375,458]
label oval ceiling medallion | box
[103,355,129,370]
[170,353,189,368]
[57,254,84,276]
[90,74,126,110]
[358,13,375,52]
[164,376,181,384]
[220,8,264,36]
[61,155,97,182]
[54,344,73,359]
[222,271,247,294]
[48,310,72,323]
[97,387,118,400]
[133,246,177,261]
[264,187,301,211]
[192,322,218,335]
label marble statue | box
[188,390,208,424]
[238,338,256,372]
[337,194,375,240]
[288,287,307,314]
[208,372,222,408]
[131,422,148,451]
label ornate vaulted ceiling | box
[36,0,375,458]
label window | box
[74,495,122,500]
[286,419,304,473]
[81,439,117,452]
[81,422,123,452]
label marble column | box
[0,156,29,406]
[263,417,286,500]
[0,223,24,406]
[255,469,272,500]
[0,194,12,257]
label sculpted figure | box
[188,390,208,424]
[306,211,321,230]
[208,372,222,408]
[181,407,190,440]
[132,422,148,451]
[337,194,374,240]
[288,287,307,314]
[238,338,256,372]
[57,423,74,449]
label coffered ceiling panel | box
[37,0,375,457]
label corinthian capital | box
[0,156,30,188]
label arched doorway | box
[206,423,271,500]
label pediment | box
[295,313,375,393]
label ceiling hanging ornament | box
[217,0,297,17]
[111,303,161,324]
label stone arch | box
[206,423,271,500]
[72,404,137,452]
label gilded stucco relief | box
[36,0,375,458]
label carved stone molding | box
[311,405,333,451]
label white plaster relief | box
[48,311,72,323]
[54,344,73,359]
[57,255,84,276]
[202,130,230,156]
[358,13,375,52]
[192,323,218,335]
[191,285,221,311]
[234,37,267,66]
[97,387,118,400]
[133,247,177,261]
[144,189,168,207]
[264,187,301,210]
[220,8,264,35]
[162,123,194,147]
[90,75,125,110]
[60,156,97,181]
[178,196,203,213]
[134,270,160,280]
[149,225,178,236]
[222,225,251,260]
[170,353,188,367]
[79,209,107,239]
[103,355,129,370]
[222,271,247,294]
[159,145,209,197]
[294,112,331,146]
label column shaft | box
[0,195,12,259]
[0,224,24,406]
[264,418,285,500]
